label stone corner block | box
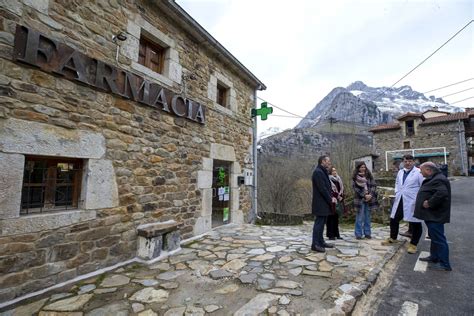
[83,159,119,210]
[0,153,24,219]
[193,215,211,236]
[23,0,49,14]
[202,158,213,171]
[197,170,212,189]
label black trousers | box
[390,198,422,245]
[312,215,327,247]
[326,214,340,238]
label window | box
[405,120,415,136]
[217,82,229,108]
[21,156,83,215]
[403,141,411,149]
[138,37,165,74]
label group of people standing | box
[311,154,452,272]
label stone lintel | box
[0,118,105,159]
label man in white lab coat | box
[382,154,425,253]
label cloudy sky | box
[178,0,474,132]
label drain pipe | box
[458,119,467,175]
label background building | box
[370,108,474,176]
[0,0,265,303]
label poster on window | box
[223,207,229,222]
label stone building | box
[370,108,474,176]
[0,0,265,303]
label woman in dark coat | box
[352,161,378,239]
[326,166,345,240]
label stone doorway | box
[211,160,231,228]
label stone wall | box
[0,0,257,303]
[372,121,466,175]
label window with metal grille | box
[138,36,165,74]
[21,157,83,215]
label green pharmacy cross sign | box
[251,102,273,120]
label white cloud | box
[178,0,474,131]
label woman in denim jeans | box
[352,161,378,239]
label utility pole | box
[251,101,273,223]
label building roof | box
[157,0,266,90]
[396,112,424,121]
[369,123,401,132]
[420,111,473,125]
[422,109,450,115]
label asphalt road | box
[375,176,474,316]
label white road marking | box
[413,251,430,272]
[398,301,419,316]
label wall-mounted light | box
[112,31,128,42]
[112,31,127,63]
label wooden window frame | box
[21,156,83,215]
[138,36,165,74]
[217,82,229,108]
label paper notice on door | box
[223,207,229,222]
[223,193,229,201]
[219,194,223,201]
[218,187,225,195]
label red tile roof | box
[369,123,400,132]
[397,112,424,121]
[420,111,472,125]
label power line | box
[369,20,474,102]
[257,96,305,118]
[257,20,474,123]
[440,87,474,98]
[390,20,473,89]
[423,78,474,94]
[451,96,474,105]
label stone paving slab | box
[0,223,407,315]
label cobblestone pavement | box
[1,222,406,316]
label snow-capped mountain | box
[258,127,285,140]
[347,81,459,117]
[296,81,462,129]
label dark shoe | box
[399,231,412,238]
[355,236,363,240]
[419,256,439,263]
[336,237,343,240]
[428,263,452,271]
[322,243,334,248]
[365,235,372,239]
[328,237,336,240]
[311,245,326,253]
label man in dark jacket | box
[414,162,452,271]
[311,155,337,252]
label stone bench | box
[137,220,181,260]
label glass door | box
[212,160,231,228]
